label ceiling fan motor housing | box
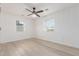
[33,7,36,10]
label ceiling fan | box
[25,7,48,17]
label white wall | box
[36,6,79,48]
[0,12,34,43]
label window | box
[16,20,24,32]
[46,19,55,31]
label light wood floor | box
[0,38,79,56]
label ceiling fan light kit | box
[31,14,37,17]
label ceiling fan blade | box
[35,13,40,17]
[25,8,32,12]
[36,10,43,13]
[27,13,33,16]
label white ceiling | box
[0,3,79,19]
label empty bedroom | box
[0,3,79,56]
